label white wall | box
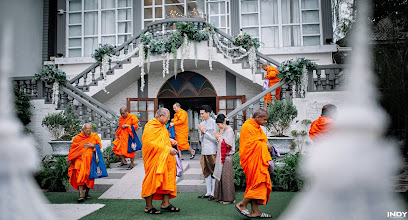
[104,80,139,113]
[27,100,61,159]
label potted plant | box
[265,99,298,155]
[42,105,82,156]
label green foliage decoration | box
[233,136,246,190]
[102,145,121,168]
[34,156,69,192]
[233,31,261,51]
[266,100,298,136]
[92,44,116,62]
[277,58,317,84]
[33,65,67,84]
[270,152,304,191]
[13,88,33,126]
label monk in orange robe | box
[67,123,102,202]
[263,63,281,104]
[112,107,139,169]
[142,108,180,214]
[235,109,272,218]
[309,104,337,141]
[170,103,195,159]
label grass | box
[44,191,297,220]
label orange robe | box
[113,113,139,158]
[239,118,272,205]
[309,116,333,141]
[141,118,177,200]
[67,132,102,190]
[264,66,281,103]
[173,109,190,151]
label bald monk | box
[112,107,139,169]
[170,103,195,159]
[235,109,273,218]
[262,63,281,104]
[309,104,337,141]
[67,123,102,202]
[142,108,180,214]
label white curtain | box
[281,0,300,46]
[84,0,98,10]
[260,0,278,25]
[102,10,116,35]
[102,0,115,9]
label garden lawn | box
[45,191,297,220]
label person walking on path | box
[141,108,180,215]
[67,123,102,202]
[112,107,139,170]
[235,109,273,218]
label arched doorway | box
[157,71,217,114]
[157,71,217,151]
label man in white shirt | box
[197,105,218,201]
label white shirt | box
[199,118,218,155]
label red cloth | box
[220,140,231,163]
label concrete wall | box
[1,0,43,76]
[27,100,60,159]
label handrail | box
[227,80,286,119]
[61,87,113,119]
[64,83,116,116]
[68,18,282,89]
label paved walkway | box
[46,204,105,220]
[99,156,201,199]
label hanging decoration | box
[101,22,262,92]
[277,58,317,98]
[33,65,67,107]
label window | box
[142,0,230,34]
[217,96,245,131]
[67,0,133,57]
[127,98,157,127]
[240,0,321,48]
[143,0,200,28]
[207,0,230,34]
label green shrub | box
[271,152,304,192]
[266,100,298,136]
[13,88,32,126]
[34,156,69,192]
[41,105,82,140]
[233,137,246,190]
[102,145,121,168]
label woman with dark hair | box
[213,114,236,204]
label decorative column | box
[280,1,404,219]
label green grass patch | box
[44,192,297,220]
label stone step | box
[179,168,204,180]
[177,179,206,193]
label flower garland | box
[138,43,145,92]
[33,65,67,106]
[277,58,317,98]
[208,32,213,71]
[92,44,115,63]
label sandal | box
[127,165,134,170]
[247,213,272,218]
[119,162,128,167]
[145,207,161,214]
[190,154,195,159]
[234,205,249,217]
[77,196,84,203]
[85,194,92,199]
[161,204,180,212]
